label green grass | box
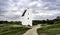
[0,24,30,35]
[37,24,60,35]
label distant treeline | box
[33,16,60,25]
[0,21,22,25]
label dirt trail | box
[23,24,41,35]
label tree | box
[56,16,60,20]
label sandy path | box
[23,24,41,35]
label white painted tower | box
[21,8,32,26]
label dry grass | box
[0,24,30,35]
[37,24,60,35]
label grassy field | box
[0,24,30,35]
[37,24,60,35]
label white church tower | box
[21,8,32,26]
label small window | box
[28,13,29,15]
[28,18,29,19]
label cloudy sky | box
[0,0,60,21]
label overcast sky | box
[0,0,60,21]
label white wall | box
[22,9,33,26]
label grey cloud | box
[0,0,9,14]
[42,0,56,2]
[7,15,20,20]
[0,0,60,21]
[41,0,60,10]
[34,15,56,20]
